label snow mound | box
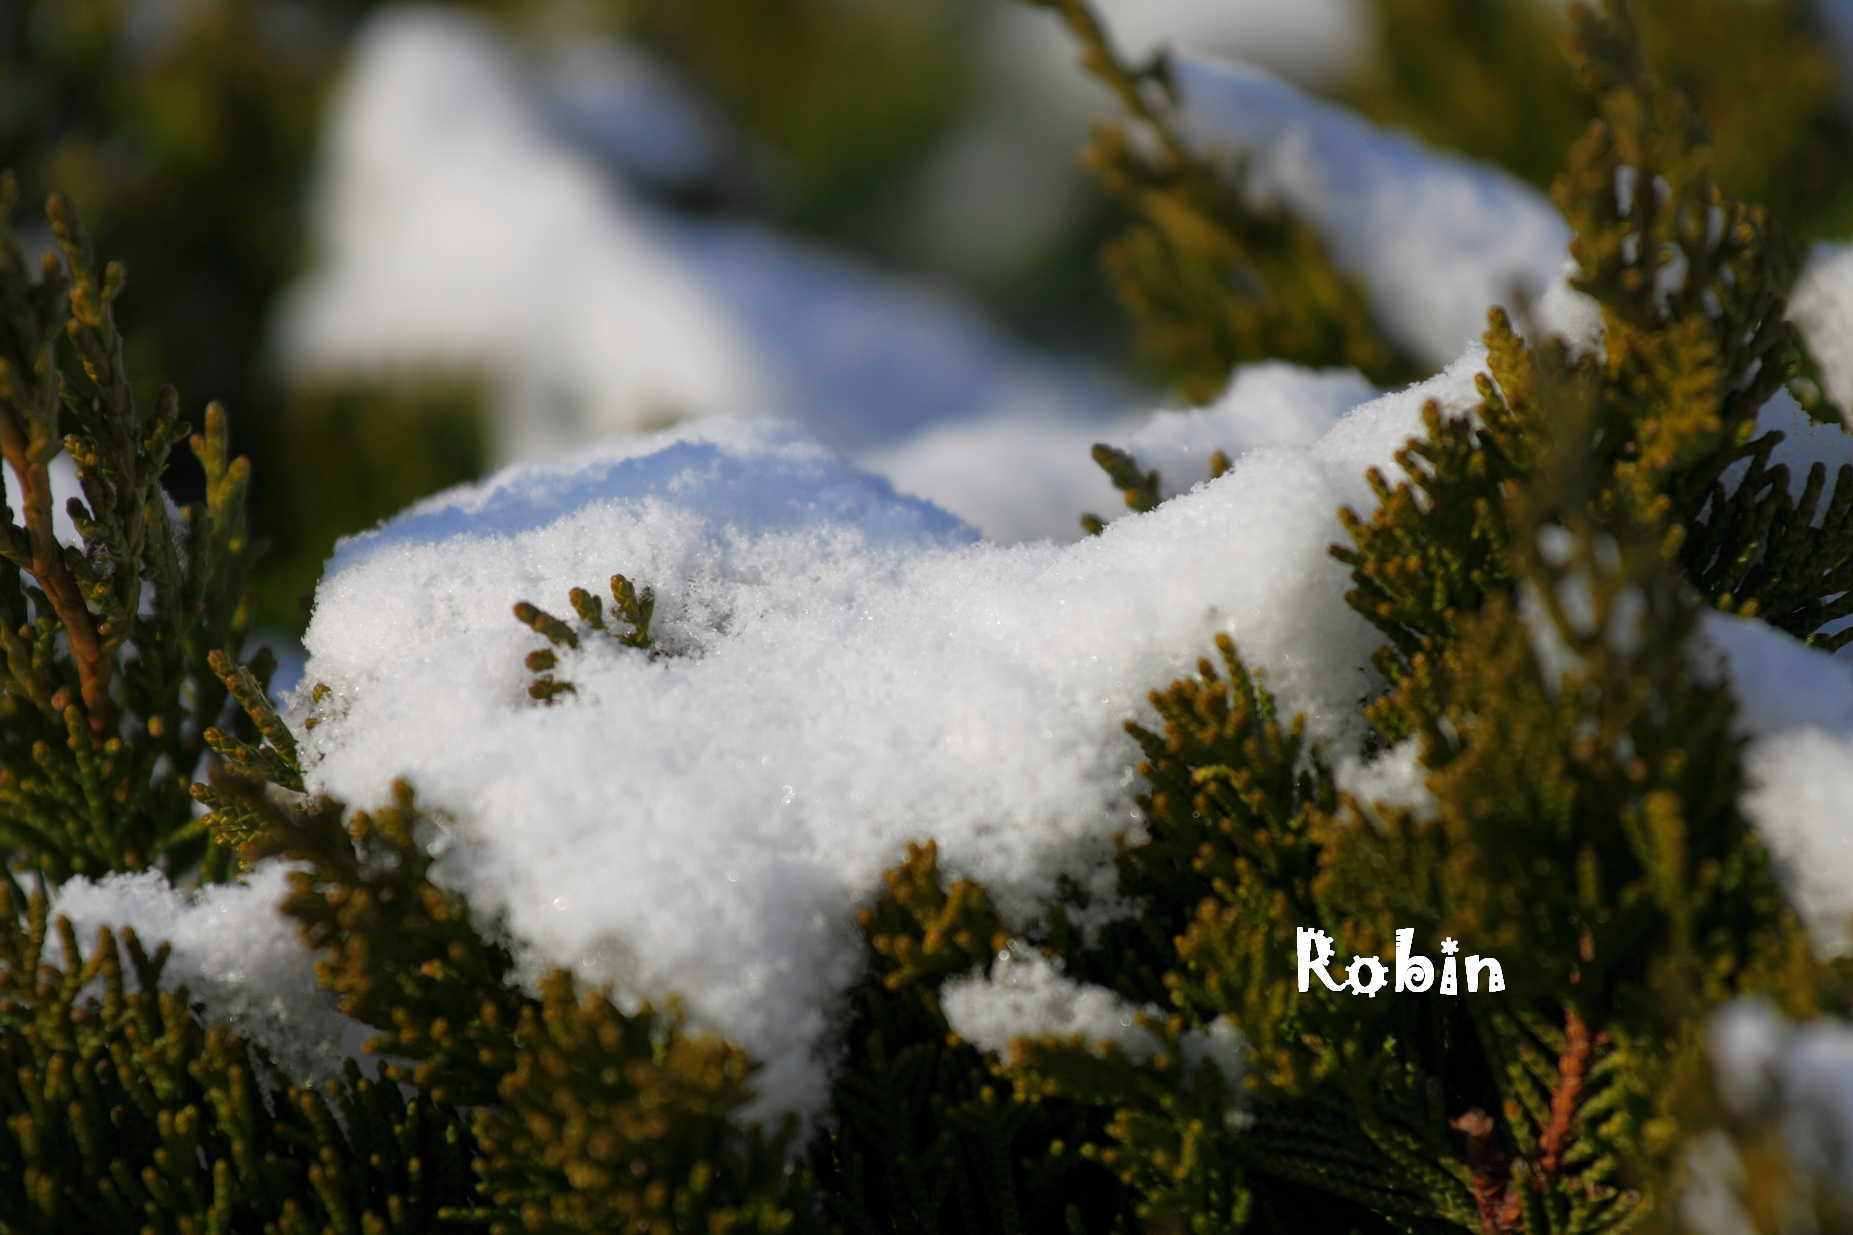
[52,866,353,1081]
[292,361,1485,1125]
[860,364,1377,546]
[856,409,1129,546]
[1172,54,1586,367]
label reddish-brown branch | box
[0,403,111,737]
[1450,1108,1523,1235]
[1539,1007,1592,1177]
[1451,1009,1596,1235]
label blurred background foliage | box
[3,0,1852,633]
[1347,0,1853,239]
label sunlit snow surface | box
[285,361,1491,1123]
[52,867,353,1082]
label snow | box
[859,364,1372,546]
[277,6,1118,482]
[287,357,1484,1125]
[1171,54,1583,367]
[856,409,1128,546]
[1086,0,1365,85]
[1695,610,1853,958]
[941,947,1159,1060]
[537,41,737,196]
[1336,739,1434,821]
[1709,1000,1853,1193]
[51,866,354,1081]
[2,453,84,547]
[942,948,1246,1090]
[1119,364,1377,501]
[1788,243,1853,421]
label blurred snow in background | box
[274,4,1593,544]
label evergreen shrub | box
[5,1,1853,1233]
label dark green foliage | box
[255,377,487,633]
[197,734,807,1232]
[0,181,258,886]
[628,0,979,228]
[1345,0,1853,242]
[1018,0,1412,403]
[814,841,1135,1234]
[0,884,475,1234]
[1079,444,1162,536]
[964,6,1853,1233]
[1004,533,1821,1232]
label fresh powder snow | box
[52,866,356,1082]
[283,360,1490,1124]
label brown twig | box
[1539,1007,1593,1177]
[1450,1108,1523,1235]
[1023,0,1185,160]
[0,406,110,737]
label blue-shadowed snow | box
[284,360,1483,1125]
[1171,54,1586,367]
[328,418,976,576]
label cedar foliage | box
[203,745,805,1232]
[977,5,1853,1234]
[1018,0,1412,402]
[1347,0,1853,241]
[5,1,1853,1233]
[0,886,475,1233]
[0,177,259,887]
[813,842,1135,1234]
